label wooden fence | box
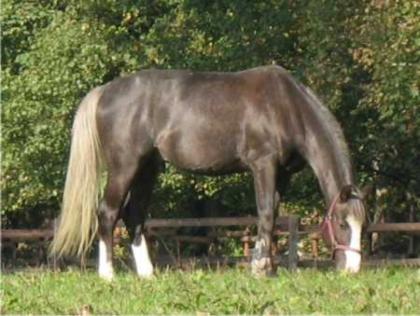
[2,216,419,270]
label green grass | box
[2,267,420,314]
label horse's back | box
[95,66,298,172]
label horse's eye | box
[339,222,348,230]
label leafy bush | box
[2,0,418,228]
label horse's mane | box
[299,83,353,183]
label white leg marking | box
[132,234,154,278]
[345,215,362,273]
[98,240,114,281]
[251,238,272,276]
[255,238,267,249]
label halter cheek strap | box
[321,193,361,255]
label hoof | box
[137,264,154,279]
[132,238,154,279]
[99,270,114,281]
[251,257,275,277]
[99,264,114,281]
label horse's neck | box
[297,87,354,205]
[305,142,353,205]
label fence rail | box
[2,217,419,269]
[1,229,54,241]
[146,216,288,228]
[366,222,420,233]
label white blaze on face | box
[98,239,114,281]
[132,234,154,278]
[345,215,362,273]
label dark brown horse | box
[51,65,368,280]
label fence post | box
[408,206,415,257]
[176,240,182,268]
[310,234,319,259]
[288,215,299,270]
[243,227,251,258]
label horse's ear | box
[339,185,354,202]
[360,184,374,199]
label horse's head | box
[321,184,370,273]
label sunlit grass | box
[2,267,419,314]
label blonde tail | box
[51,86,104,257]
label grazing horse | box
[51,65,368,280]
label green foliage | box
[350,1,420,216]
[2,6,123,225]
[2,0,419,226]
[1,0,55,72]
[2,268,420,314]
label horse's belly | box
[155,128,240,172]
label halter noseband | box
[321,193,361,256]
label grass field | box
[2,267,420,314]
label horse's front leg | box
[250,155,278,276]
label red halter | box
[321,193,361,256]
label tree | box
[2,0,418,229]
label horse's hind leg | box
[122,156,160,278]
[97,150,152,280]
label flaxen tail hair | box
[51,86,104,257]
